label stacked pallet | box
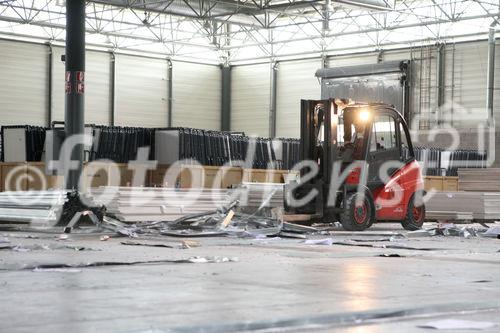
[90,187,232,222]
[426,191,500,221]
[458,168,500,192]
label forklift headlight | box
[358,110,371,122]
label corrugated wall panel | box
[408,45,437,129]
[52,47,111,125]
[448,42,488,127]
[172,61,221,130]
[231,63,271,137]
[115,54,168,127]
[383,49,411,61]
[0,40,47,126]
[276,59,321,138]
[86,52,111,125]
[493,41,500,125]
[328,53,378,67]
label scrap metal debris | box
[121,240,177,248]
[181,240,202,248]
[304,238,334,246]
[418,319,496,330]
[279,232,307,239]
[19,256,238,271]
[100,201,295,239]
[471,280,492,283]
[482,225,500,238]
[89,186,322,240]
[327,241,442,251]
[0,244,99,252]
[1,233,39,240]
[425,223,492,238]
[32,268,83,273]
[406,229,432,238]
[120,240,201,249]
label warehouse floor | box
[1,223,499,333]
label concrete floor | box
[0,223,499,333]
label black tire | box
[339,192,374,231]
[401,193,425,231]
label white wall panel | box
[231,63,270,137]
[0,40,47,126]
[328,53,377,67]
[446,42,488,127]
[493,41,500,125]
[52,47,111,125]
[115,54,168,127]
[172,61,221,130]
[383,49,411,61]
[276,59,321,138]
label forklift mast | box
[300,99,337,188]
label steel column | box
[486,24,496,126]
[269,61,278,138]
[110,52,115,126]
[221,65,231,131]
[486,23,498,167]
[167,59,173,127]
[64,0,86,190]
[436,43,445,125]
[47,43,53,127]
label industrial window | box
[370,115,396,152]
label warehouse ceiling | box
[0,0,498,64]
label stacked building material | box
[425,191,500,221]
[0,190,67,224]
[458,168,500,192]
[90,187,233,222]
[236,182,284,208]
[425,192,483,220]
[155,128,295,169]
[482,193,500,220]
[279,138,300,170]
[2,124,302,170]
[91,126,158,162]
[1,125,46,162]
[414,147,487,176]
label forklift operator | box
[340,110,368,161]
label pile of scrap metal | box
[96,185,315,239]
[88,183,285,224]
[90,187,232,222]
[0,185,317,238]
[103,206,316,239]
[236,182,284,209]
[415,223,500,238]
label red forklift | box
[285,99,425,231]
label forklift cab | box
[285,99,425,231]
[340,104,415,186]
